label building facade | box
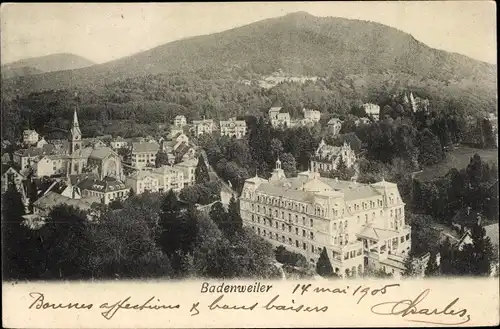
[192,119,214,137]
[78,177,129,205]
[151,165,184,192]
[303,108,321,123]
[327,118,343,136]
[363,104,380,121]
[312,140,356,173]
[174,115,187,127]
[220,118,247,139]
[239,160,411,278]
[23,130,39,146]
[1,167,24,193]
[131,142,159,168]
[125,171,160,194]
[173,158,198,187]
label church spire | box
[70,102,82,138]
[73,106,80,129]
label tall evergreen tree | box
[316,247,334,277]
[155,151,170,168]
[195,154,210,185]
[481,118,496,149]
[209,201,228,232]
[227,196,243,238]
[418,128,444,166]
[424,252,440,277]
[402,254,417,277]
[158,190,182,257]
[2,182,28,279]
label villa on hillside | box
[311,140,357,173]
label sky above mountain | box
[1,2,496,65]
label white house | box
[174,115,187,127]
[312,140,357,173]
[173,158,198,187]
[23,130,39,146]
[151,165,185,193]
[131,142,160,168]
[220,118,247,139]
[303,108,321,123]
[363,104,380,121]
[125,171,159,195]
[192,119,214,137]
[327,118,343,136]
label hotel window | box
[288,225,292,233]
[302,229,306,237]
[380,210,383,217]
[302,217,306,225]
[311,245,315,253]
[282,236,285,242]
[345,221,348,228]
[400,236,404,243]
[263,230,266,237]
[333,223,337,230]
[295,215,298,223]
[288,238,292,244]
[390,210,393,217]
[372,212,375,219]
[295,240,299,248]
[310,232,314,240]
[275,222,278,229]
[310,218,314,227]
[295,227,299,235]
[406,234,410,240]
[275,233,279,240]
[282,223,285,231]
[258,205,260,213]
[288,213,291,221]
[365,214,368,223]
[257,228,261,234]
[303,242,307,250]
[281,211,284,219]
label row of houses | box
[173,115,248,139]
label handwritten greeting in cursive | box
[370,288,471,325]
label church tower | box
[68,105,83,175]
[69,106,82,154]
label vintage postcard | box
[1,1,498,328]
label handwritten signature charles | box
[370,288,471,325]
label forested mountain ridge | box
[1,53,95,79]
[2,12,496,96]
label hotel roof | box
[252,175,385,204]
[131,142,160,154]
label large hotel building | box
[239,159,411,278]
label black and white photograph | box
[1,2,498,326]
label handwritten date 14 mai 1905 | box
[27,282,470,325]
